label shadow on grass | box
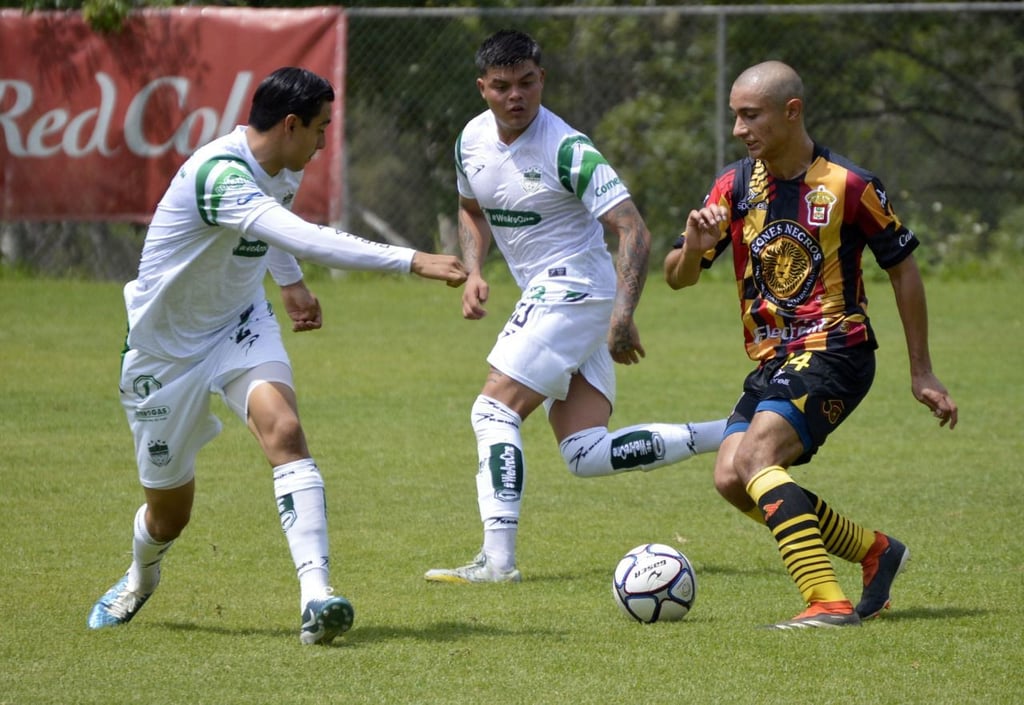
[693,562,779,577]
[511,563,776,582]
[868,606,990,622]
[154,619,564,647]
[413,562,778,583]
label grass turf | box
[0,272,1020,704]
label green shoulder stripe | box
[196,156,256,226]
[557,136,607,197]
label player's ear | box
[785,98,802,122]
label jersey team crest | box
[521,166,543,193]
[805,185,837,226]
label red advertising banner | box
[0,7,345,223]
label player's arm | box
[248,204,466,285]
[196,155,460,286]
[458,195,492,320]
[886,253,958,429]
[664,204,729,289]
[600,198,650,365]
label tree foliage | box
[5,1,1023,276]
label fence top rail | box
[346,3,1024,19]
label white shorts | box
[486,285,616,405]
[120,301,292,489]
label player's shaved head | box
[728,60,812,177]
[733,61,804,109]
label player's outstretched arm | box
[410,252,468,286]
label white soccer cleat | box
[424,552,522,584]
[87,573,155,629]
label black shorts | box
[726,346,875,465]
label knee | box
[713,461,752,510]
[147,507,190,542]
[260,414,308,457]
[713,465,743,499]
[270,413,304,442]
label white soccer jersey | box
[125,126,415,361]
[455,106,630,294]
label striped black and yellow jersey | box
[692,144,918,362]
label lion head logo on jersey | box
[750,219,824,308]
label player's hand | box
[462,273,489,320]
[411,252,468,287]
[609,317,645,365]
[912,371,958,429]
[684,203,728,252]
[280,281,323,333]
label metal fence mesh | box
[343,4,1024,266]
[4,3,1023,278]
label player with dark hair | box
[246,66,336,132]
[86,67,467,644]
[425,30,726,584]
[665,60,957,629]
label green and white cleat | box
[300,589,355,645]
[424,552,522,584]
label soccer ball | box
[612,543,696,623]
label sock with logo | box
[736,488,875,565]
[472,395,524,572]
[127,503,173,593]
[801,488,876,562]
[747,466,847,605]
[273,458,330,609]
[558,419,726,478]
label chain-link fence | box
[4,2,1023,278]
[344,2,1024,271]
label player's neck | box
[246,126,283,177]
[765,135,815,181]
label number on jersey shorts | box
[120,303,291,489]
[486,292,616,404]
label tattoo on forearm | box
[607,201,650,318]
[458,220,481,272]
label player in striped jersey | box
[86,67,467,644]
[425,30,726,585]
[665,61,957,629]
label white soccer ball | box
[612,543,697,623]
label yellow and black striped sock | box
[801,488,875,563]
[739,485,875,565]
[747,466,847,605]
[742,505,766,524]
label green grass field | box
[1,272,1021,705]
